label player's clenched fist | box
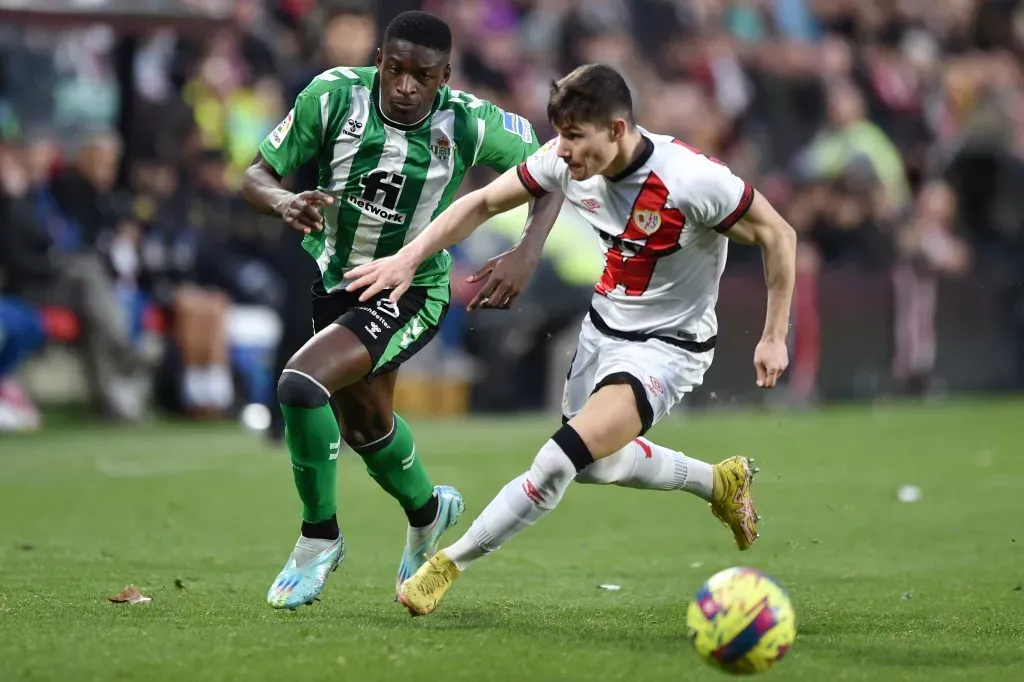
[753,338,788,388]
[275,190,334,234]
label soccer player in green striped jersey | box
[241,11,562,609]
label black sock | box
[301,514,340,540]
[405,493,439,528]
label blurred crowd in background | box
[1,0,1023,434]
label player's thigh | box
[572,339,714,456]
[560,316,601,423]
[332,282,450,379]
[289,279,446,394]
[568,382,646,459]
[284,283,372,392]
[285,324,373,394]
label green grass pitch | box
[1,399,1022,681]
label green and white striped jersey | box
[258,66,540,291]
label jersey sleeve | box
[516,138,564,198]
[257,90,323,178]
[473,101,540,173]
[683,153,754,233]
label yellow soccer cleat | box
[709,456,761,550]
[397,550,461,616]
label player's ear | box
[375,48,383,68]
[441,63,452,86]
[610,118,627,141]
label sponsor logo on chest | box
[346,194,406,223]
[346,170,408,223]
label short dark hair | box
[383,11,452,53]
[547,64,634,128]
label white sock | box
[204,364,234,409]
[291,535,337,566]
[182,367,207,407]
[575,437,715,500]
[406,492,439,549]
[446,439,578,571]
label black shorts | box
[311,279,451,378]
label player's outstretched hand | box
[278,191,334,235]
[466,246,540,311]
[753,337,788,388]
[345,254,416,304]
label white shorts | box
[561,314,715,434]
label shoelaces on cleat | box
[414,567,450,596]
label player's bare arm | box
[721,190,797,388]
[240,152,334,235]
[345,168,536,303]
[465,189,563,310]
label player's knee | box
[527,424,595,506]
[277,369,330,408]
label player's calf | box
[267,368,348,609]
[438,383,642,573]
[433,421,595,573]
[278,369,343,535]
[574,437,715,498]
[398,423,595,615]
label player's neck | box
[603,130,648,181]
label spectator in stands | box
[5,0,1023,415]
[138,149,234,417]
[180,32,286,187]
[49,131,130,247]
[796,79,910,213]
[0,132,151,421]
[892,179,970,395]
[0,139,45,431]
[786,77,911,404]
[0,296,44,432]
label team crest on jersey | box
[632,210,662,235]
[269,109,294,148]
[430,135,454,161]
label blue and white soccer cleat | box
[267,534,345,609]
[395,485,464,595]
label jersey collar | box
[372,73,439,132]
[606,135,654,183]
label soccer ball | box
[686,567,796,675]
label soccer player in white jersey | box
[346,64,797,616]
